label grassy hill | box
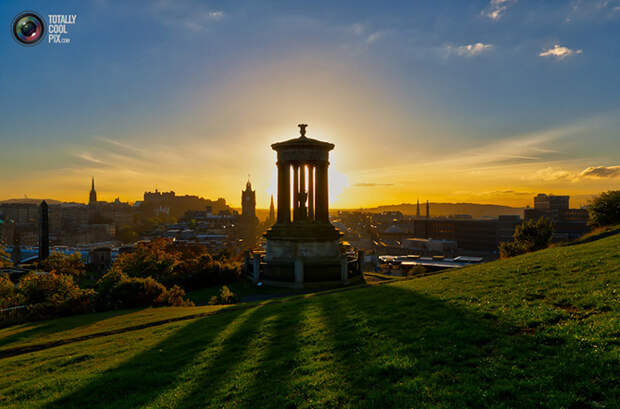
[0,228,618,408]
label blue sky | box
[0,0,619,207]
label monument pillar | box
[277,161,290,223]
[308,164,314,221]
[315,162,329,223]
[293,163,299,222]
[299,164,307,219]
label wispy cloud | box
[580,165,620,178]
[150,0,225,32]
[482,0,517,20]
[75,152,107,166]
[366,31,384,44]
[96,136,144,154]
[523,165,620,182]
[539,44,583,59]
[566,0,620,22]
[349,23,385,45]
[527,167,575,182]
[208,11,225,21]
[443,42,493,57]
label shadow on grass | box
[44,306,265,409]
[167,303,285,408]
[0,308,139,350]
[316,285,618,408]
[40,284,617,408]
[235,299,305,408]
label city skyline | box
[1,0,619,208]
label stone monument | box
[261,124,347,287]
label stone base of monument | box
[260,222,351,288]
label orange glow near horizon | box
[0,55,617,210]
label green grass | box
[0,305,229,354]
[0,228,618,408]
[186,280,308,304]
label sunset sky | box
[1,0,619,208]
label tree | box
[39,252,86,280]
[0,273,21,308]
[111,238,178,283]
[514,217,553,250]
[0,248,12,268]
[110,238,241,290]
[588,190,620,227]
[500,217,553,258]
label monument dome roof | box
[271,124,334,152]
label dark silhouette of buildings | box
[142,189,230,219]
[524,193,588,240]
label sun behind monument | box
[253,124,361,288]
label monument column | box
[293,163,299,222]
[277,161,290,223]
[315,161,329,223]
[299,163,306,219]
[308,164,315,221]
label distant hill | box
[341,202,524,219]
[0,198,63,205]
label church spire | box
[416,198,420,217]
[268,194,275,224]
[89,177,97,206]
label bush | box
[96,270,193,310]
[588,190,620,227]
[500,217,553,258]
[499,240,530,258]
[208,285,240,305]
[406,265,426,277]
[18,272,96,319]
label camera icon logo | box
[12,12,46,46]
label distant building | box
[404,238,457,257]
[525,194,588,240]
[239,179,259,249]
[497,215,521,243]
[89,247,112,272]
[142,189,231,219]
[242,180,256,220]
[144,189,177,202]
